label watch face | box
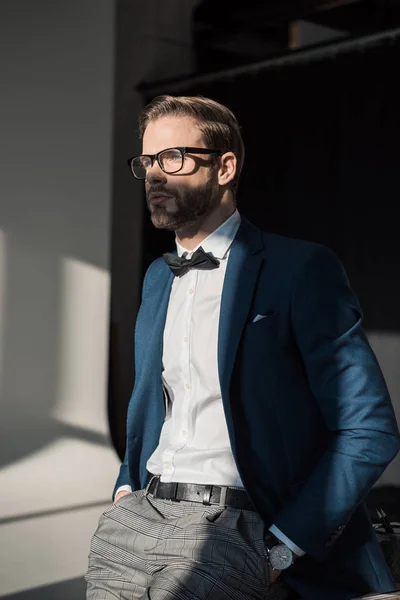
[269,544,293,571]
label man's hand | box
[114,490,131,504]
[269,568,281,585]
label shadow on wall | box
[0,577,86,600]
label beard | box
[146,175,220,233]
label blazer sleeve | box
[111,264,154,500]
[273,245,400,561]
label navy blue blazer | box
[114,217,400,599]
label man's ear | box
[217,152,237,186]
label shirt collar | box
[176,210,241,259]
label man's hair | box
[138,95,245,195]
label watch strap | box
[264,531,280,550]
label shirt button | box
[181,430,188,438]
[189,289,194,295]
[183,336,189,343]
[185,383,190,390]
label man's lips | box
[149,194,173,206]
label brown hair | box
[138,95,245,195]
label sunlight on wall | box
[0,257,119,597]
[53,257,111,435]
[0,436,118,520]
[0,437,114,595]
[0,504,103,597]
[0,229,6,390]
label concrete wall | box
[0,1,117,596]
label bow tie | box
[163,246,220,278]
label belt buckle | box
[203,485,228,506]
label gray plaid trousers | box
[86,489,299,600]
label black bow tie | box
[163,246,220,278]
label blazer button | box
[325,533,335,546]
[325,525,346,546]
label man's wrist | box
[265,532,297,570]
[114,485,132,501]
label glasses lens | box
[131,156,151,179]
[159,148,183,173]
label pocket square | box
[253,311,274,323]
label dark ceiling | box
[193,0,400,72]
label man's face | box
[142,116,221,232]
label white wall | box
[0,1,118,596]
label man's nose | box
[146,162,167,184]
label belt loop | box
[219,486,228,507]
[203,485,212,505]
[171,482,179,500]
[145,475,157,496]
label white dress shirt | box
[117,209,304,557]
[146,209,243,486]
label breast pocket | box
[240,310,284,379]
[242,310,279,350]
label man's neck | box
[176,203,236,252]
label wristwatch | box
[264,532,294,571]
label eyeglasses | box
[127,146,224,180]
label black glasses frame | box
[127,146,224,179]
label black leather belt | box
[147,476,256,511]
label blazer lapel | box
[218,218,264,419]
[135,261,173,391]
[138,220,264,418]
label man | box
[86,95,400,600]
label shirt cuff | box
[269,524,306,557]
[114,484,132,499]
